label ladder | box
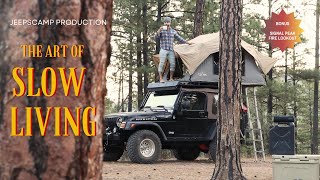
[245,87,266,161]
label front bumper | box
[103,131,121,141]
[103,126,125,147]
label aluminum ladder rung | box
[245,87,266,161]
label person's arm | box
[154,27,163,40]
[155,32,160,40]
[174,31,192,45]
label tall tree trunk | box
[143,0,149,95]
[118,56,124,112]
[284,49,288,115]
[292,47,297,118]
[0,0,112,179]
[121,64,125,112]
[309,86,314,153]
[267,67,273,114]
[154,0,162,81]
[267,0,273,116]
[312,0,320,154]
[136,5,143,107]
[156,0,162,54]
[117,70,122,111]
[193,0,205,38]
[292,47,298,152]
[212,0,245,178]
[128,32,133,112]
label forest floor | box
[102,157,273,180]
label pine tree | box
[312,0,320,154]
[0,0,112,179]
[212,0,246,178]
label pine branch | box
[162,10,195,14]
[161,1,170,10]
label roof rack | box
[147,80,218,91]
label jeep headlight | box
[116,117,123,127]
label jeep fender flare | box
[125,121,168,141]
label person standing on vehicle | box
[155,17,192,82]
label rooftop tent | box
[180,50,267,86]
[152,33,277,86]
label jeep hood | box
[104,111,171,128]
[106,111,170,119]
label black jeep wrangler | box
[103,80,220,164]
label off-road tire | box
[126,130,162,164]
[172,147,200,161]
[103,144,124,161]
[209,138,217,162]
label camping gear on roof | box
[152,32,277,86]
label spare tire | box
[209,138,217,162]
[172,147,200,161]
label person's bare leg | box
[159,72,164,82]
[158,49,167,83]
[169,71,174,81]
[168,51,175,81]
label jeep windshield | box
[143,91,178,111]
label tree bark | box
[156,0,162,54]
[292,47,298,152]
[193,0,205,38]
[117,70,122,111]
[128,31,133,112]
[212,0,245,179]
[0,0,112,179]
[312,0,320,154]
[142,0,149,96]
[154,0,162,81]
[292,47,297,118]
[136,5,143,107]
[309,86,314,153]
[284,49,288,115]
[121,61,125,112]
[267,0,273,116]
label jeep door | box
[175,91,209,138]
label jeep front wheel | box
[103,144,124,161]
[173,147,200,161]
[126,130,162,164]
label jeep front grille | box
[104,117,118,128]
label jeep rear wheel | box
[126,130,162,164]
[103,144,124,161]
[173,147,200,161]
[209,138,217,162]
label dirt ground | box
[103,157,273,180]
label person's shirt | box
[155,28,187,51]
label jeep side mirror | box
[182,99,191,110]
